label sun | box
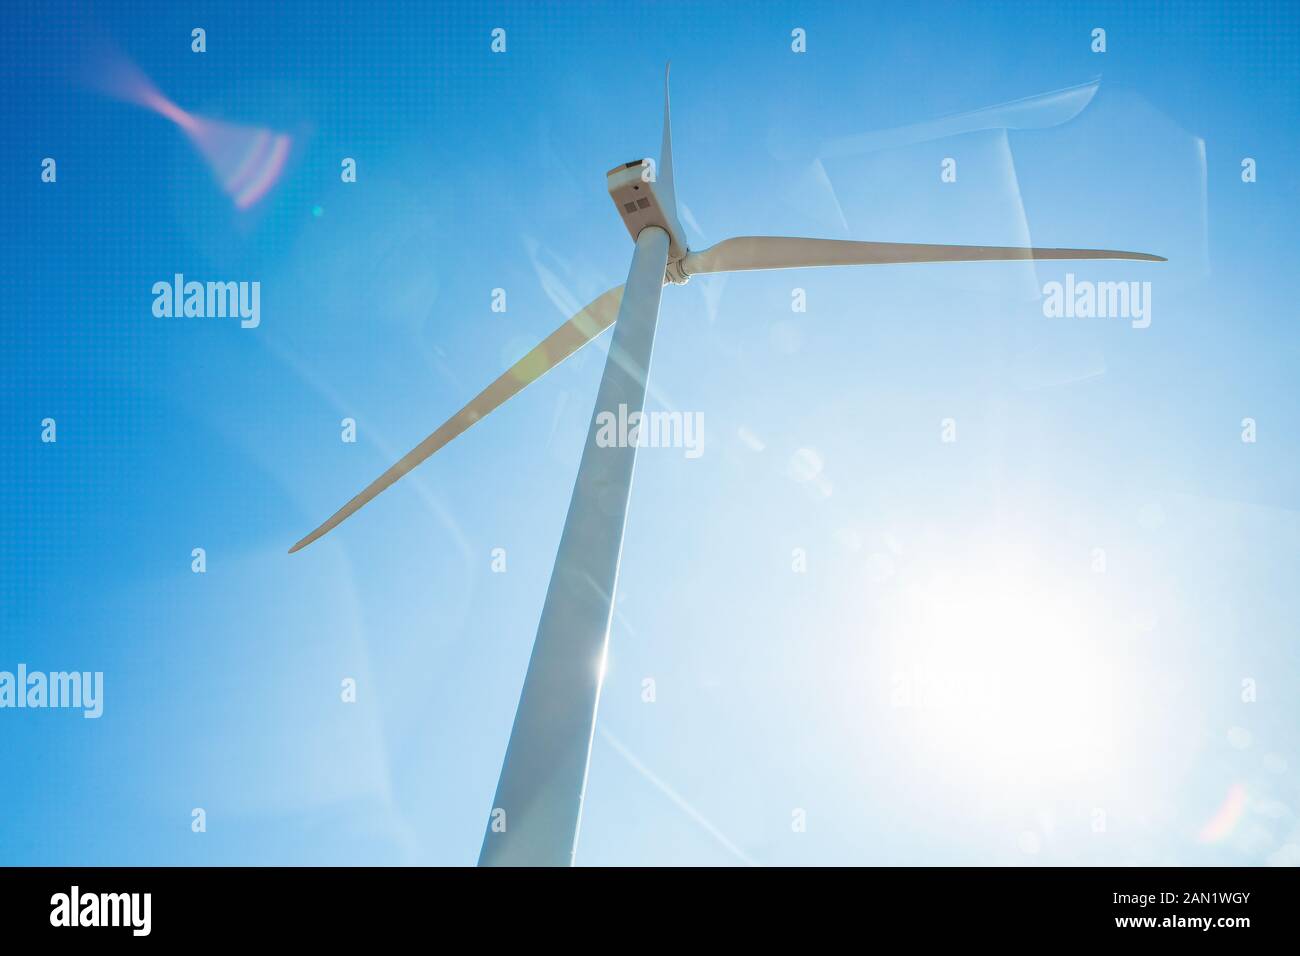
[879,547,1139,797]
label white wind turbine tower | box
[290,66,1163,866]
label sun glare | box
[881,548,1139,798]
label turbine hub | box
[606,160,688,260]
[664,257,690,285]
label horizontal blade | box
[289,285,624,554]
[683,236,1165,275]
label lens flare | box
[1197,782,1247,844]
[84,41,292,210]
[187,121,293,209]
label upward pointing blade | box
[683,236,1165,275]
[289,286,625,554]
[659,62,677,219]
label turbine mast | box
[478,225,672,866]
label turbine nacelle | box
[606,160,689,272]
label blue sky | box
[2,0,1298,865]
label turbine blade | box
[683,236,1165,275]
[289,285,625,554]
[659,61,677,218]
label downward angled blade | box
[289,285,625,554]
[683,236,1165,275]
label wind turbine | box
[290,66,1163,866]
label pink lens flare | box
[84,41,291,210]
[1196,782,1247,844]
[184,120,294,210]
